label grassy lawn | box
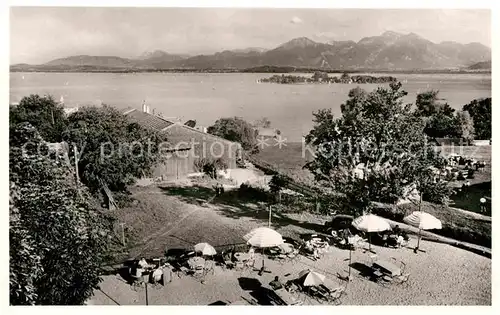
[253,143,491,214]
[372,201,491,248]
[252,142,314,185]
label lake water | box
[10,72,491,142]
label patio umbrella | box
[404,211,442,252]
[243,227,284,248]
[352,214,391,252]
[298,269,326,286]
[243,227,284,272]
[194,242,217,256]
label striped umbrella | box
[243,227,283,271]
[352,214,391,251]
[194,242,217,256]
[298,269,326,287]
[243,227,284,248]
[404,211,442,252]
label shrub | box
[238,182,270,202]
[194,158,228,179]
[421,181,453,205]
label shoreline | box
[9,69,491,75]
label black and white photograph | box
[7,2,492,307]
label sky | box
[10,7,491,64]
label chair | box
[235,261,244,270]
[178,266,192,277]
[308,286,327,302]
[276,254,287,265]
[245,257,255,268]
[395,273,411,287]
[223,259,234,270]
[317,284,343,304]
[129,268,144,291]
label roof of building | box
[121,107,241,148]
[63,107,79,116]
[257,128,279,138]
[164,122,241,146]
[122,108,175,131]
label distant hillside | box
[467,60,491,70]
[11,31,491,72]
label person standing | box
[480,198,487,214]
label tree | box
[194,157,228,179]
[9,94,68,142]
[254,117,272,129]
[184,119,197,128]
[269,174,288,203]
[415,90,457,138]
[305,83,447,216]
[463,97,491,139]
[340,72,350,82]
[207,117,258,151]
[312,71,329,82]
[63,105,167,192]
[424,112,458,138]
[10,123,113,305]
[454,111,475,142]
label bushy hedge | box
[238,183,270,202]
[375,202,491,248]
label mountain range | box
[11,31,491,72]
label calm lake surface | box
[10,72,491,141]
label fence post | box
[119,223,126,247]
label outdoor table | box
[187,256,205,269]
[273,287,301,305]
[234,252,251,262]
[372,270,383,278]
[373,260,401,277]
[279,243,294,254]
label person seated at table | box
[313,248,320,260]
[393,225,401,236]
[269,276,283,290]
[138,257,148,269]
[401,231,409,241]
[248,247,255,259]
[152,268,163,284]
[303,241,316,258]
[396,235,405,247]
[130,266,143,281]
[230,246,236,261]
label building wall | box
[165,124,242,169]
[151,148,194,180]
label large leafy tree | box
[424,112,458,138]
[453,110,475,142]
[63,106,167,192]
[463,97,491,140]
[269,174,288,204]
[10,123,113,305]
[305,83,447,215]
[415,90,458,138]
[207,117,258,151]
[253,117,272,129]
[10,94,68,142]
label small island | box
[259,72,397,84]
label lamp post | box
[268,205,272,227]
